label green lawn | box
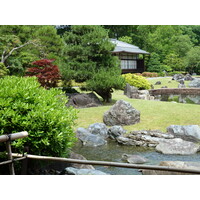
[147,77,190,89]
[75,89,200,133]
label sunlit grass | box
[147,77,190,89]
[75,89,200,133]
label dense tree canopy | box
[104,25,200,73]
[59,25,124,102]
[1,25,200,77]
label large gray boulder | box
[76,127,107,147]
[107,125,126,139]
[88,123,108,139]
[188,78,200,88]
[63,167,109,175]
[167,125,200,142]
[122,154,148,164]
[124,84,138,98]
[172,74,184,81]
[103,100,140,126]
[184,73,194,81]
[156,138,200,155]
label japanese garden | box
[1,25,200,175]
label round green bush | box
[122,73,151,90]
[0,76,77,157]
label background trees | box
[1,25,200,87]
[103,25,200,74]
[60,25,125,102]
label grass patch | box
[75,89,200,133]
[148,77,190,89]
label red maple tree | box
[26,59,61,88]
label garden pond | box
[72,140,200,175]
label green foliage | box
[86,67,125,102]
[118,36,133,44]
[122,73,151,90]
[163,53,184,71]
[146,53,163,72]
[185,46,200,74]
[60,25,123,102]
[0,25,64,76]
[0,63,9,77]
[167,71,186,76]
[0,76,77,157]
[61,25,118,82]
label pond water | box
[72,140,200,175]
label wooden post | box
[5,140,15,175]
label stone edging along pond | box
[149,88,200,95]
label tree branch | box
[1,41,38,64]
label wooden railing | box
[1,132,200,175]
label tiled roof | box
[111,39,150,54]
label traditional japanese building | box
[111,39,150,74]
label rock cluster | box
[124,84,154,100]
[116,130,174,147]
[76,123,126,147]
[172,73,194,82]
[188,78,200,88]
[172,74,184,81]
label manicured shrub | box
[122,73,151,90]
[26,59,61,88]
[0,76,77,157]
[86,68,125,102]
[0,63,9,77]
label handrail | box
[12,153,200,175]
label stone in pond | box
[156,138,200,155]
[88,123,108,139]
[76,127,107,147]
[63,167,109,175]
[108,125,126,139]
[122,154,148,164]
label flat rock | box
[66,92,102,108]
[156,138,200,155]
[167,125,200,142]
[122,154,148,164]
[63,167,109,175]
[103,100,140,126]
